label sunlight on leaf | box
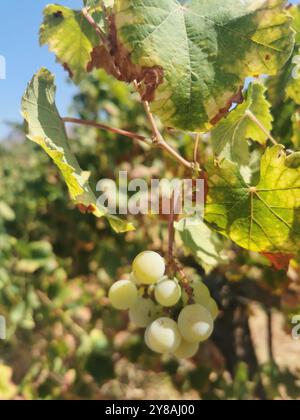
[205,145,300,253]
[21,68,134,233]
[115,0,294,131]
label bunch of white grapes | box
[108,251,219,359]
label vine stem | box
[62,117,150,144]
[133,81,193,170]
[168,192,176,264]
[245,110,278,146]
[82,7,108,46]
[62,116,194,169]
[194,133,201,163]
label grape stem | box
[170,259,194,302]
[194,133,201,163]
[167,192,176,265]
[133,81,194,170]
[166,193,193,301]
[82,7,108,47]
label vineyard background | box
[0,1,300,401]
[0,71,298,400]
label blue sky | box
[0,0,82,138]
[0,0,299,139]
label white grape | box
[154,277,181,307]
[129,297,159,328]
[192,280,211,305]
[132,251,165,285]
[108,280,138,310]
[145,326,155,351]
[178,304,214,343]
[173,340,199,359]
[145,317,181,354]
[205,298,219,320]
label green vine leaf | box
[211,82,273,165]
[205,145,300,254]
[175,218,229,274]
[21,68,134,234]
[292,111,300,149]
[40,5,100,84]
[290,4,300,45]
[114,0,294,131]
[285,5,300,104]
[267,4,300,106]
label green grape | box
[154,277,181,307]
[108,280,138,310]
[192,280,211,305]
[145,317,182,354]
[178,304,214,343]
[132,251,165,285]
[129,297,159,328]
[129,271,140,285]
[173,340,199,359]
[205,298,219,320]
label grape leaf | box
[84,0,114,8]
[267,5,300,106]
[285,5,300,104]
[292,111,300,149]
[175,217,228,273]
[114,0,294,131]
[285,53,300,104]
[40,5,100,83]
[290,4,300,45]
[205,145,300,253]
[211,82,273,165]
[21,68,134,233]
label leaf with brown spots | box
[114,0,294,131]
[40,5,100,83]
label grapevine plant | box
[21,0,300,359]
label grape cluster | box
[108,251,218,359]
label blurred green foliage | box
[0,70,299,400]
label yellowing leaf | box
[205,146,300,253]
[211,82,273,165]
[21,68,134,233]
[114,0,294,131]
[40,5,100,83]
[292,111,300,149]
